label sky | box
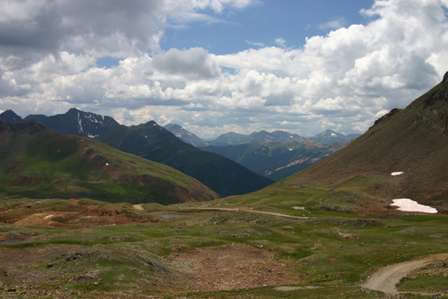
[162,0,373,54]
[0,0,447,138]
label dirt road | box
[362,254,448,296]
[186,207,308,220]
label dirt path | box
[362,253,448,296]
[186,207,308,220]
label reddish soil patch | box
[14,212,77,227]
[168,244,300,292]
[12,210,151,227]
[1,200,156,228]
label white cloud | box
[153,48,220,79]
[0,0,448,139]
[0,0,257,59]
[274,37,287,48]
[319,17,347,30]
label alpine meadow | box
[1,1,448,298]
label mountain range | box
[164,126,356,148]
[0,121,216,203]
[310,129,359,146]
[164,125,357,180]
[1,109,272,196]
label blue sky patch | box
[162,0,373,54]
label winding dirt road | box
[186,207,309,220]
[362,253,448,296]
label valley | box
[1,74,448,299]
[1,75,448,298]
[165,125,357,181]
[1,1,448,298]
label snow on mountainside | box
[25,108,120,138]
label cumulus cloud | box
[0,0,165,59]
[0,0,448,138]
[0,0,256,58]
[152,48,220,79]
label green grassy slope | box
[0,122,217,203]
[280,77,448,211]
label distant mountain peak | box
[66,108,106,120]
[164,123,207,147]
[310,129,357,146]
[67,107,81,114]
[25,108,119,137]
[314,129,343,139]
[322,129,339,135]
[0,109,22,124]
[2,109,18,115]
[144,120,159,127]
[443,71,448,83]
[210,130,306,146]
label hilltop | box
[0,121,216,203]
[0,110,22,124]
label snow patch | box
[390,199,438,214]
[87,134,98,138]
[77,112,84,134]
[391,171,404,176]
[292,206,305,211]
[105,162,110,167]
[273,158,310,172]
